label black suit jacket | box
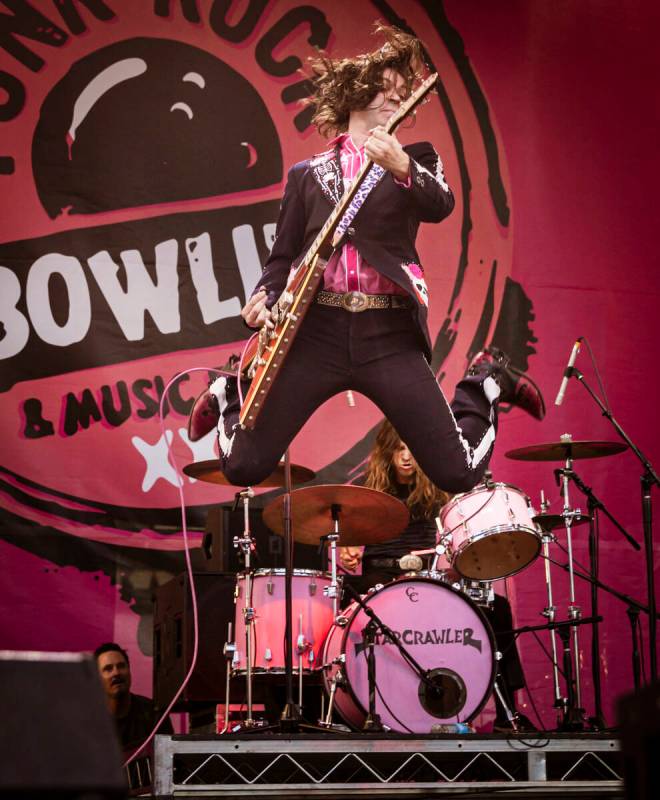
[256,141,455,359]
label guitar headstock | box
[385,72,438,134]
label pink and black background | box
[1,0,658,729]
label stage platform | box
[153,732,624,798]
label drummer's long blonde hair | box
[363,420,451,519]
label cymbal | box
[533,512,592,531]
[505,440,627,461]
[262,484,409,546]
[182,460,315,488]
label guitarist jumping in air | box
[189,24,545,492]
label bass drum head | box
[336,577,495,733]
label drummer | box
[339,419,536,732]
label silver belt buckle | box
[342,291,370,312]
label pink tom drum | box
[233,569,334,673]
[440,482,541,580]
[321,577,495,733]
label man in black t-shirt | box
[94,642,172,753]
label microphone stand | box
[340,582,450,712]
[569,366,659,680]
[509,616,603,732]
[557,466,640,727]
[544,553,660,691]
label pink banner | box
[1,0,658,729]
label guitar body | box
[239,254,328,429]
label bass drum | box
[321,577,495,733]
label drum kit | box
[183,433,637,735]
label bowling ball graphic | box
[32,38,282,217]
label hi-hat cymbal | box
[262,484,409,546]
[533,512,592,531]
[505,440,627,461]
[182,460,315,488]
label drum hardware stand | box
[220,622,235,734]
[544,552,659,693]
[557,469,638,727]
[320,663,346,728]
[554,461,640,727]
[322,505,343,620]
[296,613,315,709]
[277,452,338,734]
[553,442,587,719]
[508,616,601,731]
[568,364,659,681]
[556,622,585,731]
[233,487,267,729]
[538,491,565,717]
[279,449,302,730]
[362,619,384,732]
[492,652,519,732]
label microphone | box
[554,338,582,406]
[399,553,423,572]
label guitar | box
[239,72,439,430]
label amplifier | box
[153,571,236,710]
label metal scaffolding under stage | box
[153,732,624,798]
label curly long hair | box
[363,420,450,519]
[306,24,425,137]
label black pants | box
[222,304,497,493]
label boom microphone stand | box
[560,466,640,725]
[568,365,659,681]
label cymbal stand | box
[280,449,302,729]
[537,491,565,717]
[234,487,261,727]
[544,550,659,691]
[554,445,587,726]
[323,504,342,619]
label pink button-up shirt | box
[322,134,408,295]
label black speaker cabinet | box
[153,571,236,710]
[0,652,125,796]
[618,680,660,799]
[203,504,321,572]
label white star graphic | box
[131,430,182,492]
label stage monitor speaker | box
[203,504,321,572]
[153,571,237,710]
[0,651,125,797]
[618,680,660,799]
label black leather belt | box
[316,290,411,313]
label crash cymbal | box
[262,484,409,546]
[533,512,592,531]
[505,440,627,461]
[182,460,315,488]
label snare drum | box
[440,483,541,580]
[233,569,334,673]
